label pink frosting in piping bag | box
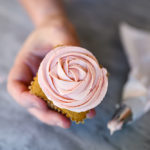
[38,46,108,112]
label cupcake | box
[29,46,108,123]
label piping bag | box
[107,23,150,135]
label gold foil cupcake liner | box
[29,76,88,123]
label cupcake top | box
[38,46,108,112]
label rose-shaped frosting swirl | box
[38,46,108,112]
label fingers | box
[8,63,71,128]
[7,79,47,110]
[7,58,32,101]
[86,109,96,119]
[28,107,71,128]
[21,91,48,110]
[7,63,71,128]
[7,62,48,110]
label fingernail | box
[86,109,96,119]
[86,113,93,119]
[26,101,46,111]
[26,103,41,110]
[56,121,63,128]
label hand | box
[7,18,96,128]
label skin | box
[7,0,96,128]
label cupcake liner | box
[29,76,89,123]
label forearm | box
[20,0,67,27]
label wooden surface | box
[0,0,150,149]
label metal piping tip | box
[107,105,132,135]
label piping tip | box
[107,105,132,135]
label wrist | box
[36,14,69,27]
[36,15,80,46]
[20,0,67,27]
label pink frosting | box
[38,46,108,112]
